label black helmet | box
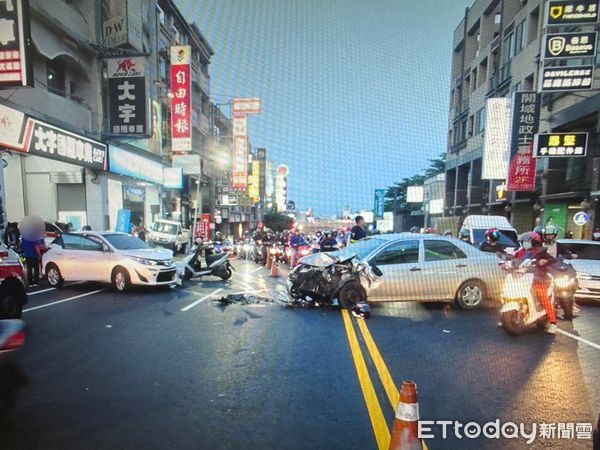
[459,229,470,241]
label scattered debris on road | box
[214,293,276,306]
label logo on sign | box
[113,58,141,77]
[176,47,186,62]
[548,37,566,56]
[573,211,590,226]
[550,5,564,19]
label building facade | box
[444,0,600,237]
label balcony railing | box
[486,61,512,96]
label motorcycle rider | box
[290,229,308,267]
[409,226,420,234]
[320,230,338,252]
[313,230,323,253]
[337,230,347,248]
[514,231,558,334]
[479,228,506,254]
[542,224,580,318]
[458,229,471,244]
[443,229,453,237]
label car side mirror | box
[371,264,383,277]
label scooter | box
[498,258,575,335]
[549,258,577,320]
[180,243,233,281]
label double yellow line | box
[341,309,428,450]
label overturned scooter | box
[179,240,233,281]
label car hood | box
[567,259,600,276]
[298,252,355,268]
[122,248,173,261]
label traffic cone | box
[389,381,423,450]
[270,257,279,277]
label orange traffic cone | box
[266,253,272,269]
[270,257,280,277]
[389,381,423,450]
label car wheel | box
[456,280,485,310]
[112,268,130,292]
[46,263,64,288]
[338,281,367,310]
[0,285,24,319]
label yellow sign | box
[248,160,261,202]
[550,6,563,19]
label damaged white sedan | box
[287,234,505,310]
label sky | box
[178,0,472,217]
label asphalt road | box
[1,258,599,450]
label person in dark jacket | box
[350,216,367,243]
[320,231,338,252]
[479,228,506,254]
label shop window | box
[46,58,66,96]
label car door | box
[54,234,86,280]
[366,239,421,302]
[80,235,112,281]
[420,239,468,300]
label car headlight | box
[554,276,574,289]
[131,257,158,266]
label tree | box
[384,153,446,213]
[263,212,294,232]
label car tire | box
[0,285,25,319]
[455,279,485,310]
[338,281,367,310]
[112,267,130,292]
[46,263,64,289]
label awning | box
[31,20,81,66]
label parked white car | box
[460,215,519,248]
[147,220,190,254]
[43,232,176,291]
[557,239,600,302]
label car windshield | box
[557,243,600,260]
[152,222,178,234]
[335,237,387,261]
[103,234,149,250]
[472,229,519,248]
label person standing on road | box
[350,216,367,243]
[22,235,45,287]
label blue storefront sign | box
[116,209,131,233]
[108,145,164,184]
[374,189,386,220]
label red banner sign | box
[232,116,248,189]
[170,46,191,152]
[507,143,537,191]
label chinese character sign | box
[170,45,192,152]
[107,56,147,136]
[232,130,248,189]
[507,92,540,192]
[535,133,588,158]
[28,120,108,171]
[540,66,595,92]
[547,0,599,25]
[0,0,32,87]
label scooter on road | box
[179,242,233,281]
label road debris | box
[214,293,276,306]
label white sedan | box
[43,232,177,291]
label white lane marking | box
[180,288,223,312]
[556,328,600,351]
[248,267,263,274]
[23,289,106,312]
[27,281,86,296]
